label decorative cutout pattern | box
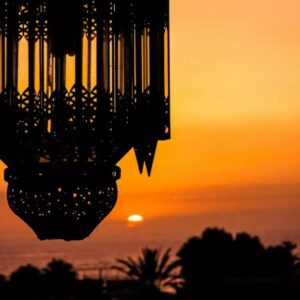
[8,173,118,240]
[0,0,170,167]
[0,0,170,240]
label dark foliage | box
[9,264,42,300]
[112,248,182,300]
[1,259,109,300]
[42,259,78,299]
[177,227,300,300]
[0,274,8,299]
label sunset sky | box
[1,0,300,245]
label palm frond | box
[161,259,181,280]
[112,247,184,293]
[112,258,141,279]
[157,248,172,276]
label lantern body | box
[0,0,170,240]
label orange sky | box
[116,0,300,217]
[1,0,300,239]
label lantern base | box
[5,164,120,241]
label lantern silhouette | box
[0,0,170,240]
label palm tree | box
[112,247,182,298]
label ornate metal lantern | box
[0,0,170,240]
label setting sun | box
[127,214,144,223]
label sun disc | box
[127,214,144,222]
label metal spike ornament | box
[0,0,170,240]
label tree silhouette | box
[232,232,265,278]
[0,274,8,299]
[264,241,299,278]
[4,259,112,300]
[178,228,238,284]
[177,227,300,300]
[42,258,78,300]
[112,248,182,299]
[9,264,42,300]
[0,274,6,283]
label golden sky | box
[116,0,300,217]
[1,0,300,238]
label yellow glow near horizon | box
[127,214,144,223]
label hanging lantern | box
[0,0,170,240]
